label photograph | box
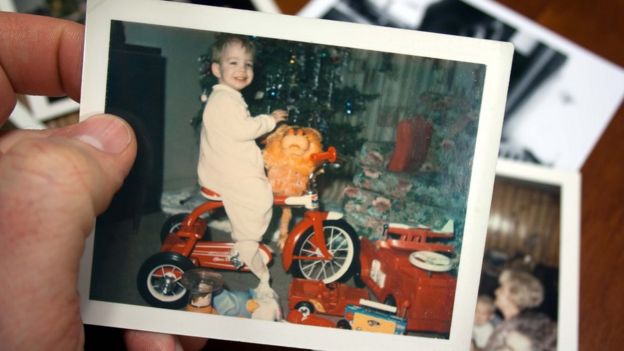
[472,159,580,351]
[0,0,84,122]
[298,0,624,171]
[77,1,512,350]
[165,0,281,13]
[3,101,46,130]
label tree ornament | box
[268,86,278,98]
[345,100,353,115]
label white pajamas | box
[197,84,276,293]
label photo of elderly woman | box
[473,171,565,351]
[478,270,557,351]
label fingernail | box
[63,116,132,154]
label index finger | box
[0,12,84,120]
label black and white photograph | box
[165,0,280,13]
[298,0,624,170]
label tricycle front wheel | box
[291,219,359,284]
[137,252,194,309]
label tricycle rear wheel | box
[160,213,210,243]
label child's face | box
[474,301,493,325]
[211,42,254,91]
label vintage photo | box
[78,1,512,350]
[299,0,624,170]
[165,0,280,13]
[0,0,84,121]
[472,159,580,351]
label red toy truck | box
[357,222,457,334]
[288,278,369,318]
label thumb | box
[0,115,136,350]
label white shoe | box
[254,283,278,300]
[250,296,282,321]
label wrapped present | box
[387,117,433,172]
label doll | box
[263,125,323,250]
[213,288,282,321]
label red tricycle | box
[137,147,360,309]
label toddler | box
[472,295,498,349]
[197,34,287,298]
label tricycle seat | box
[200,187,221,201]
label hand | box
[271,109,288,124]
[0,13,206,351]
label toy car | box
[288,278,369,317]
[337,300,407,335]
[286,309,335,328]
[357,221,457,334]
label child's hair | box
[211,34,256,63]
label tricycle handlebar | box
[311,146,337,164]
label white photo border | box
[494,159,580,351]
[250,0,281,13]
[0,0,15,11]
[78,1,513,350]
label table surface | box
[274,1,624,350]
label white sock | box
[234,241,271,285]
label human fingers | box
[0,115,136,350]
[0,12,84,121]
[271,110,288,122]
[124,330,208,351]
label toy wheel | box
[160,213,188,242]
[337,319,352,329]
[160,213,210,242]
[294,301,315,317]
[137,252,195,309]
[408,251,453,272]
[291,219,359,284]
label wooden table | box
[492,2,624,350]
[274,1,623,350]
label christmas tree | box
[195,35,380,157]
